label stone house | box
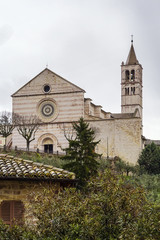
[0,154,76,225]
[11,41,143,164]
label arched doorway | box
[42,138,53,153]
[37,133,58,153]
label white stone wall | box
[12,118,142,164]
[12,122,73,152]
[12,68,143,164]
[89,118,142,164]
[13,92,84,122]
[12,69,84,96]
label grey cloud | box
[0,0,159,140]
[0,25,14,46]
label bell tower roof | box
[126,38,139,65]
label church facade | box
[12,42,143,164]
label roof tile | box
[0,154,75,180]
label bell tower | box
[121,38,143,118]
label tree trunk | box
[27,141,30,151]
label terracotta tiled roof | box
[0,154,75,181]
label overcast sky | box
[0,0,159,139]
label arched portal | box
[42,137,53,153]
[37,133,58,153]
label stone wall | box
[89,118,142,164]
[12,117,142,164]
[0,180,60,222]
[13,92,84,123]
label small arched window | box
[131,87,135,95]
[131,70,135,81]
[125,70,130,80]
[125,88,129,95]
[0,200,24,225]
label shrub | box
[26,170,160,240]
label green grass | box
[1,149,111,169]
[0,149,64,168]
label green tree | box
[138,142,160,174]
[61,117,100,187]
[25,170,160,240]
[114,157,138,176]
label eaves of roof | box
[0,154,76,182]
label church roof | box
[12,68,85,97]
[126,43,139,65]
[111,113,135,119]
[111,109,140,119]
[0,154,75,181]
[144,139,160,146]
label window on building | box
[0,200,24,225]
[43,84,51,93]
[125,88,129,95]
[131,70,135,81]
[125,70,130,80]
[131,87,135,95]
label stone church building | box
[12,42,143,164]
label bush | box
[129,174,160,205]
[0,220,37,240]
[26,170,160,240]
[0,171,159,239]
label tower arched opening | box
[131,70,135,81]
[125,70,130,80]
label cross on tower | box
[131,35,133,44]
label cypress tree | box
[62,118,100,187]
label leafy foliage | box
[61,118,100,187]
[0,171,159,239]
[114,157,138,176]
[0,220,37,240]
[138,142,160,174]
[129,174,160,205]
[25,170,160,240]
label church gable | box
[12,68,85,97]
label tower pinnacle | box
[126,38,139,65]
[131,34,133,44]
